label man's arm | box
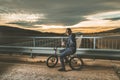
[69,34,76,47]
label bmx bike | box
[46,46,83,70]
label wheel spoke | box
[46,55,58,68]
[69,57,83,70]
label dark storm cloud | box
[0,0,120,26]
[105,17,120,21]
[7,21,34,27]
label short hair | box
[66,28,72,32]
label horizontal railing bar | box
[1,36,119,39]
[0,46,119,51]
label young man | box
[58,28,76,71]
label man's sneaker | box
[58,68,66,71]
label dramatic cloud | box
[84,11,120,20]
[0,0,120,31]
[0,13,45,22]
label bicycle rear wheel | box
[69,57,83,70]
[46,55,58,68]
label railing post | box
[61,38,63,47]
[93,37,96,49]
[33,38,36,47]
[30,38,36,58]
[30,49,33,58]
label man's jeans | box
[59,48,73,68]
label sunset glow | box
[34,24,65,29]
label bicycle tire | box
[69,57,83,70]
[46,55,58,68]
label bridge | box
[0,35,120,60]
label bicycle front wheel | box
[69,57,83,70]
[46,55,58,68]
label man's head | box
[66,28,72,35]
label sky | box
[0,0,120,33]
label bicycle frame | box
[54,46,58,55]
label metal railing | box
[0,36,120,50]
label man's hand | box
[61,41,65,46]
